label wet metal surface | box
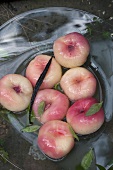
[0,1,113,170]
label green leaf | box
[21,125,40,133]
[30,110,35,123]
[0,147,9,163]
[81,148,94,170]
[0,139,5,146]
[106,158,113,169]
[86,102,103,116]
[102,31,111,39]
[38,101,45,115]
[27,105,36,123]
[87,26,92,35]
[69,124,79,141]
[108,158,113,166]
[93,17,99,21]
[76,164,85,170]
[96,164,106,170]
[54,83,63,92]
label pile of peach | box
[0,32,104,160]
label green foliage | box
[69,124,79,141]
[54,83,63,92]
[81,148,94,170]
[86,102,103,116]
[102,31,111,39]
[27,104,36,123]
[86,26,92,35]
[106,158,113,170]
[96,164,106,170]
[21,125,40,133]
[0,147,9,163]
[76,164,85,170]
[0,139,5,146]
[38,101,45,115]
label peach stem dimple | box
[68,45,75,52]
[80,110,84,113]
[13,86,21,93]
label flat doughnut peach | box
[37,120,75,159]
[60,67,96,101]
[33,89,69,124]
[66,97,104,135]
[26,55,62,89]
[53,32,90,68]
[0,74,33,112]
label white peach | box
[60,67,96,101]
[66,97,104,135]
[0,74,33,112]
[37,120,75,159]
[25,55,62,88]
[33,89,69,124]
[53,32,90,68]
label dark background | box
[0,1,113,170]
[0,0,113,25]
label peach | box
[33,89,69,124]
[66,97,104,135]
[0,74,33,112]
[25,55,62,88]
[53,32,90,68]
[37,120,75,159]
[60,67,96,101]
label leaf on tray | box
[21,125,40,133]
[81,148,94,170]
[69,124,79,141]
[96,164,106,170]
[105,157,113,170]
[86,101,103,116]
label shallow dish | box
[0,7,113,170]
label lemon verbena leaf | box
[96,164,106,170]
[81,148,94,170]
[0,147,9,163]
[54,83,63,92]
[76,165,85,170]
[30,110,36,123]
[102,31,111,39]
[87,26,92,35]
[38,101,45,115]
[21,125,40,133]
[69,125,79,141]
[27,105,35,123]
[86,101,103,116]
[105,157,113,170]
